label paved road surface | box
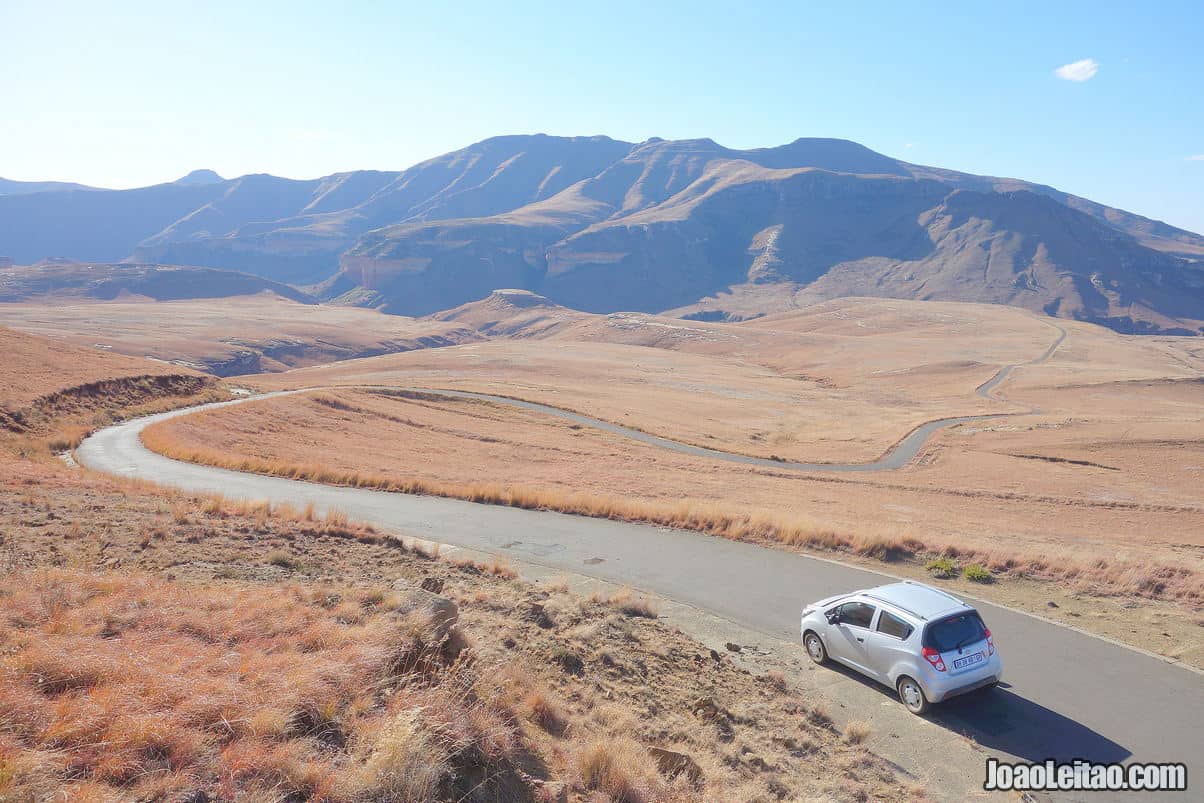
[78,394,1201,802]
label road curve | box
[326,320,1068,474]
[376,387,1000,473]
[77,393,1201,801]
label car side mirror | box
[826,612,841,625]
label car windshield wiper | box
[953,631,981,653]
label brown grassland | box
[0,324,227,456]
[0,325,919,801]
[0,325,209,414]
[142,298,1203,665]
[0,294,473,374]
[0,457,917,802]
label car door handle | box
[856,637,865,642]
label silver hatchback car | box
[800,581,1002,714]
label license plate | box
[953,651,984,670]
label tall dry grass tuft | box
[521,689,570,735]
[347,707,448,801]
[843,720,872,745]
[325,507,349,529]
[43,424,92,453]
[595,589,658,619]
[574,735,664,803]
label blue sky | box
[3,1,1201,233]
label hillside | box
[0,325,198,412]
[0,293,478,376]
[0,177,98,195]
[2,135,1202,332]
[0,262,313,303]
[0,325,214,444]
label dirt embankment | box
[0,374,214,435]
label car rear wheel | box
[803,631,827,664]
[897,676,929,715]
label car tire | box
[897,676,929,715]
[803,631,828,665]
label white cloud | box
[1188,155,1204,161]
[904,143,914,149]
[1054,58,1099,82]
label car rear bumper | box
[923,656,1003,702]
[929,673,999,702]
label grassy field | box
[0,326,919,801]
[0,325,203,412]
[138,297,1203,663]
[0,294,474,375]
[0,455,916,802]
[0,325,223,456]
[248,296,1059,464]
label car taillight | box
[984,627,995,656]
[921,646,946,672]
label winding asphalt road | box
[76,322,1201,800]
[349,323,1067,473]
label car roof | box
[858,581,971,622]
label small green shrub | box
[925,557,958,579]
[963,563,993,583]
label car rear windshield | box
[924,612,986,652]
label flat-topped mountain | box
[2,135,1202,333]
[173,169,225,186]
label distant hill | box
[0,262,314,304]
[0,177,98,195]
[173,169,225,186]
[430,288,587,338]
[2,135,1202,333]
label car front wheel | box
[897,676,929,715]
[803,631,828,665]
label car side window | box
[837,601,875,628]
[876,610,914,640]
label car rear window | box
[876,610,913,640]
[925,612,986,652]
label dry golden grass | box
[0,294,476,375]
[140,297,1203,649]
[140,413,1202,607]
[0,454,919,802]
[843,721,872,745]
[574,735,666,802]
[0,569,531,802]
[250,299,1056,464]
[228,297,1201,541]
[763,670,789,693]
[591,589,660,619]
[520,689,570,735]
[0,325,197,411]
[0,326,225,463]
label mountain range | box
[2,134,1202,334]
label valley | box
[0,287,473,375]
[1,325,930,803]
[111,292,1202,667]
[7,5,1204,800]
